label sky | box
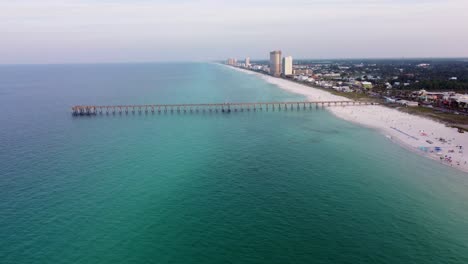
[1,0,467,64]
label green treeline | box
[408,80,468,91]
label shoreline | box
[225,65,468,174]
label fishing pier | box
[71,100,376,116]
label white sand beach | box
[229,66,468,173]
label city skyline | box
[1,0,468,64]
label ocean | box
[1,63,468,263]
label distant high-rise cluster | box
[226,58,237,66]
[269,51,293,77]
[225,51,293,77]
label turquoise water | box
[1,63,468,263]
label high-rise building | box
[226,58,237,66]
[245,57,251,68]
[282,56,293,76]
[269,50,282,77]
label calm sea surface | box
[1,63,468,263]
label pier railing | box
[71,101,376,116]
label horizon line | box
[1,56,468,66]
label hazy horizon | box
[2,56,468,66]
[1,0,468,64]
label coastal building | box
[252,65,262,71]
[282,56,293,76]
[297,75,309,82]
[332,86,352,93]
[417,63,430,68]
[269,50,282,77]
[245,57,251,68]
[323,73,342,80]
[362,81,373,89]
[226,58,237,66]
[293,69,313,76]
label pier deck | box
[71,100,376,116]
